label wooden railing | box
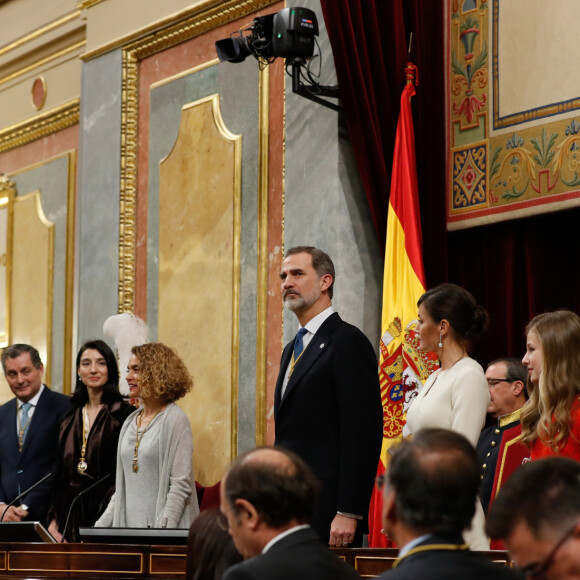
[0,543,513,579]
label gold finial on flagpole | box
[405,32,418,86]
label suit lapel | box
[277,313,341,409]
[5,399,19,455]
[274,344,294,414]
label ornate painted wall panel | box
[447,0,580,230]
[158,95,240,486]
[0,144,77,403]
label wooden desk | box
[0,542,187,579]
[331,547,514,578]
[0,543,513,579]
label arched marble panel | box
[158,94,241,485]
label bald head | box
[223,446,319,528]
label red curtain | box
[320,0,447,286]
[450,208,580,363]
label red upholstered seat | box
[194,480,221,511]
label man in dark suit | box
[220,446,361,580]
[378,428,521,580]
[274,246,383,547]
[476,357,529,513]
[0,344,71,524]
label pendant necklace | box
[78,404,102,474]
[133,408,163,474]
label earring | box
[438,332,443,348]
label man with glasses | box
[476,358,529,513]
[376,428,521,579]
[487,457,580,580]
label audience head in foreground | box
[220,446,360,580]
[377,428,522,580]
[382,428,480,542]
[186,508,242,580]
[487,457,580,580]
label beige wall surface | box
[0,0,77,45]
[83,0,206,54]
[497,0,580,120]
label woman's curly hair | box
[131,342,192,403]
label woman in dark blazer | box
[47,340,134,542]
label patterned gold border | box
[255,65,269,445]
[0,99,79,154]
[0,175,15,349]
[63,151,77,395]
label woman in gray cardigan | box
[96,342,199,528]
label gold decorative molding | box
[0,40,86,88]
[255,65,269,445]
[0,175,15,349]
[63,151,77,395]
[0,10,81,59]
[0,99,80,153]
[83,0,278,62]
[117,0,277,313]
[76,0,106,9]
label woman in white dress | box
[405,283,490,549]
[96,342,199,529]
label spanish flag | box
[367,65,438,547]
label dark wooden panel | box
[149,553,186,575]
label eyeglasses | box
[486,378,512,388]
[521,521,577,580]
[375,474,386,490]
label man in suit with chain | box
[378,428,521,579]
[0,344,70,523]
[274,246,383,547]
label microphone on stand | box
[60,474,111,543]
[0,472,53,522]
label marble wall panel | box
[76,50,123,348]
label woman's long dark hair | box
[70,340,123,408]
[186,508,242,580]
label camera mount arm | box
[289,59,343,113]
